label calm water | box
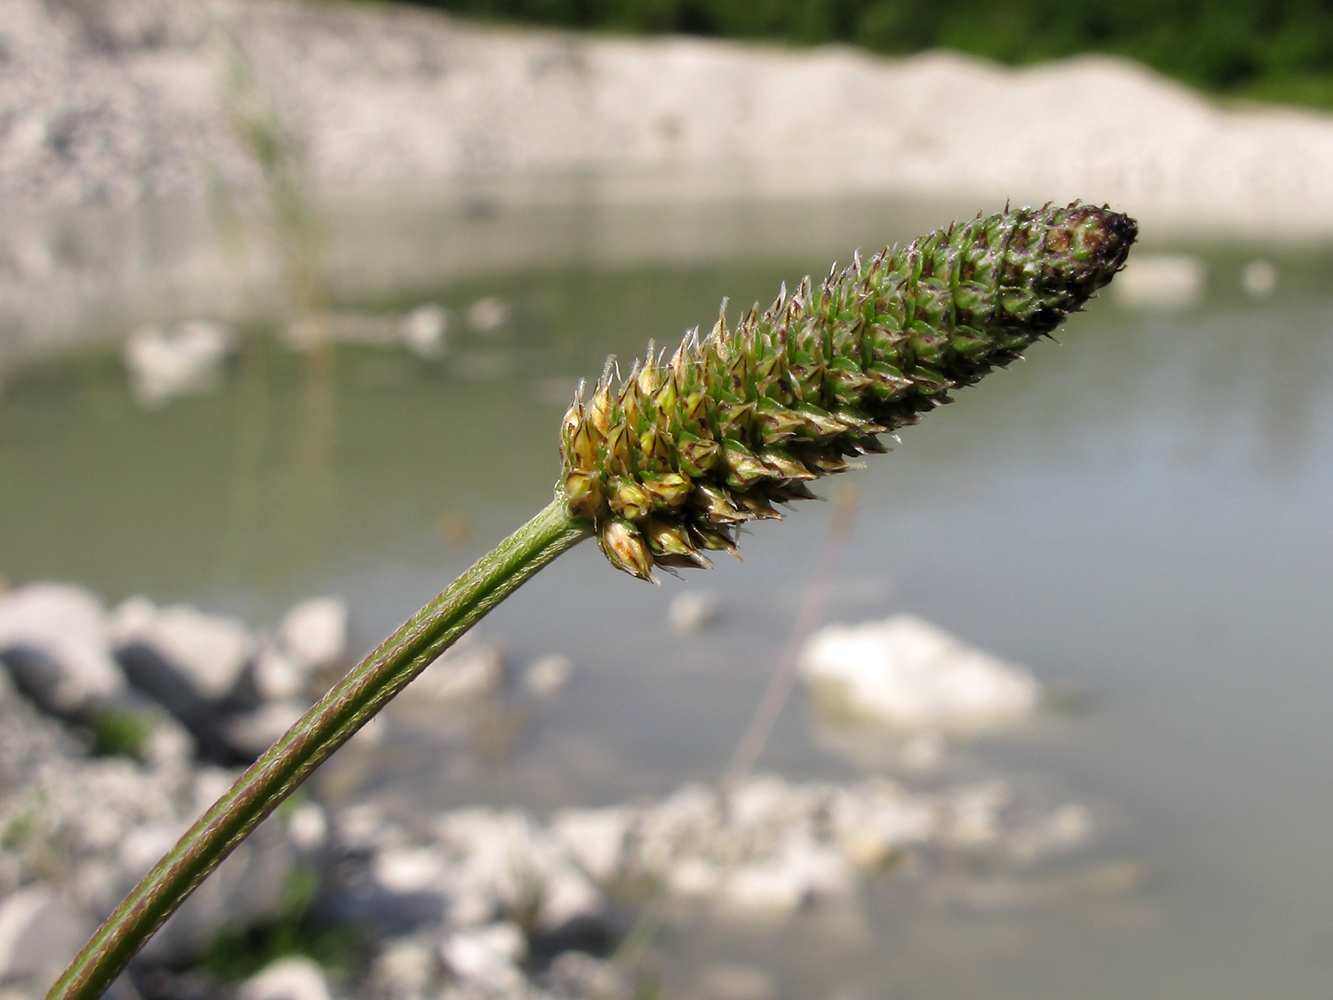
[3,191,1333,998]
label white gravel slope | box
[3,0,1333,238]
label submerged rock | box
[123,321,236,409]
[800,614,1040,734]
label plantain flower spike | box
[560,202,1137,580]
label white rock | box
[548,807,633,883]
[252,646,307,702]
[544,950,631,1000]
[1113,253,1206,308]
[238,956,333,1000]
[0,582,124,712]
[668,591,722,632]
[945,782,1012,849]
[1007,804,1092,862]
[286,802,329,852]
[694,962,777,1000]
[410,639,504,702]
[439,922,527,993]
[1242,259,1278,297]
[828,782,938,869]
[721,835,854,914]
[523,655,572,696]
[434,809,606,931]
[465,297,510,333]
[372,937,440,998]
[276,597,348,674]
[123,321,235,408]
[373,845,451,895]
[337,803,406,853]
[285,313,399,351]
[110,598,254,701]
[400,303,449,359]
[0,886,94,991]
[225,700,307,757]
[800,614,1040,733]
[148,814,299,960]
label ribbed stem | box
[46,498,590,1000]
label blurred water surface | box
[3,189,1333,999]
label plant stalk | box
[46,497,589,1000]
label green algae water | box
[3,188,1333,999]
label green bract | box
[560,202,1137,580]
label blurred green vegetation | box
[382,0,1333,108]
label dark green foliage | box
[383,0,1333,108]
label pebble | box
[409,638,504,702]
[800,614,1040,734]
[523,654,573,696]
[122,321,236,408]
[1241,259,1278,297]
[1113,253,1207,308]
[110,597,254,702]
[668,591,722,632]
[465,298,510,334]
[0,582,125,715]
[400,303,449,359]
[276,597,349,675]
[238,956,333,1000]
[0,885,94,994]
[439,922,527,993]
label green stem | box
[46,497,589,1000]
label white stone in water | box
[110,597,254,701]
[523,654,572,696]
[720,835,854,914]
[0,582,125,712]
[123,321,236,408]
[945,782,1012,849]
[668,590,721,632]
[827,781,938,870]
[410,638,504,702]
[800,614,1040,733]
[276,597,348,674]
[0,885,94,992]
[400,303,449,359]
[1113,253,1206,308]
[238,956,333,1000]
[548,806,633,883]
[1242,259,1278,298]
[439,922,527,994]
[465,297,510,333]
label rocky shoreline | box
[0,580,1116,1000]
[4,0,1333,237]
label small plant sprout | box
[46,202,1135,1000]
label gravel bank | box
[4,0,1333,238]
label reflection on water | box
[3,192,1333,998]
